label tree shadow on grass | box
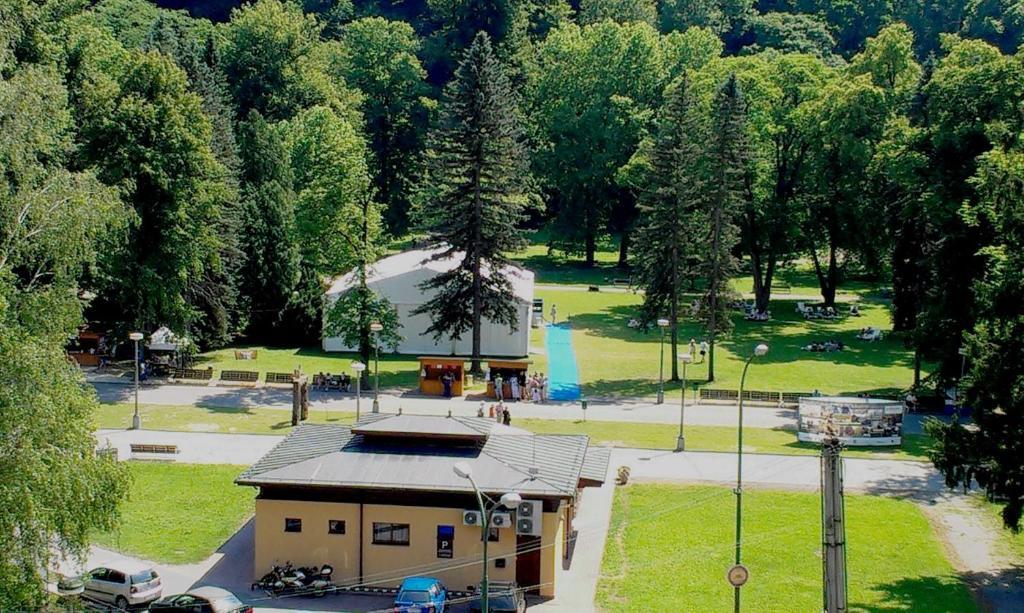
[779,433,931,460]
[513,253,624,285]
[851,573,998,612]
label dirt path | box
[920,492,1024,612]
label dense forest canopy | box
[1,0,1023,541]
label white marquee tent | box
[322,247,534,357]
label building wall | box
[253,498,566,594]
[539,504,563,598]
[323,299,531,357]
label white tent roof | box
[148,326,179,352]
[326,246,534,303]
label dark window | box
[284,517,302,533]
[107,571,126,584]
[480,527,500,542]
[328,520,346,535]
[372,522,410,545]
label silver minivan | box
[83,564,163,610]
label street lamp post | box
[351,361,366,421]
[129,332,144,430]
[370,322,383,413]
[453,462,521,613]
[676,352,693,451]
[656,318,669,404]
[732,343,768,612]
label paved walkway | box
[91,380,798,429]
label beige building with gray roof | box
[236,413,609,598]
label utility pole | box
[821,431,848,613]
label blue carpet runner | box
[545,323,581,401]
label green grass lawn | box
[537,287,922,397]
[598,484,975,612]
[95,403,356,433]
[93,463,254,564]
[195,345,421,388]
[519,418,931,461]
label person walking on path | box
[495,400,505,423]
[494,373,503,401]
[550,304,558,324]
[510,376,520,402]
[699,340,709,363]
[689,338,697,358]
[502,404,511,426]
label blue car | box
[394,577,448,613]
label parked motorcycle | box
[251,562,334,597]
[297,564,334,597]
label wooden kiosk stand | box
[417,357,466,396]
[486,359,533,399]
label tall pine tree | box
[700,74,748,382]
[413,31,534,374]
[631,73,707,381]
[237,110,300,339]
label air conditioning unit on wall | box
[515,500,543,536]
[491,512,512,528]
[463,510,482,526]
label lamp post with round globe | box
[676,352,693,451]
[129,332,144,430]
[656,318,670,404]
[731,343,768,612]
[370,322,383,413]
[453,462,521,613]
[351,361,366,421]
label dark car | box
[148,586,252,613]
[394,576,448,612]
[468,581,526,613]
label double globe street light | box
[453,462,521,613]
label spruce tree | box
[632,73,707,381]
[700,74,749,382]
[413,31,534,374]
[237,110,301,339]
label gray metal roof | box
[236,415,603,498]
[580,446,612,483]
[352,414,486,439]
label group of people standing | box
[491,371,548,403]
[478,401,513,426]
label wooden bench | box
[700,389,739,402]
[742,390,780,403]
[171,367,213,381]
[221,370,259,383]
[266,372,294,384]
[130,443,178,455]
